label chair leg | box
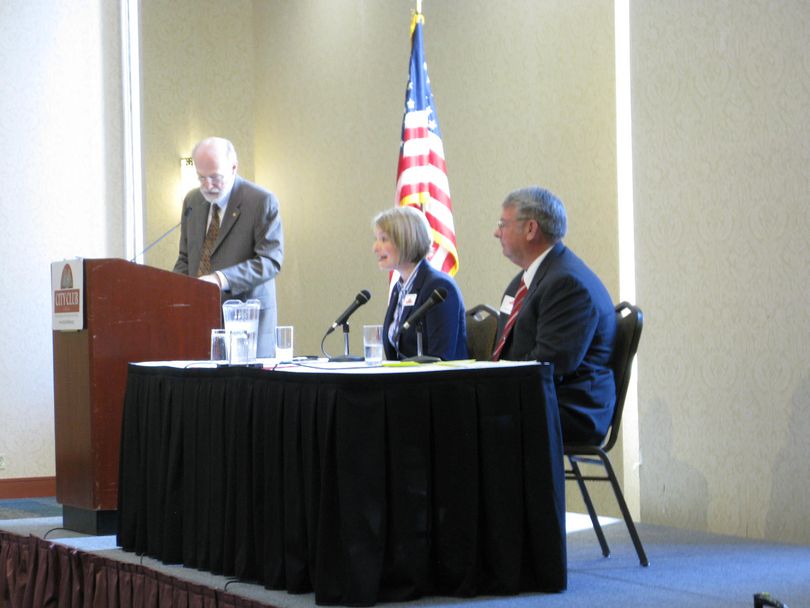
[569,458,611,558]
[599,453,650,567]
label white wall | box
[632,1,810,543]
[0,0,126,479]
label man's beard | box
[201,188,224,204]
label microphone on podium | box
[129,207,190,263]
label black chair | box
[465,304,499,361]
[754,593,790,608]
[564,301,649,566]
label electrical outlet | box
[0,454,6,470]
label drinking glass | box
[363,325,384,365]
[210,329,229,362]
[275,326,294,361]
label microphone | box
[400,287,448,333]
[326,290,372,335]
[129,207,190,263]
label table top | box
[134,357,539,374]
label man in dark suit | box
[174,137,284,357]
[493,186,616,443]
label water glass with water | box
[363,325,384,365]
[210,329,229,362]
[275,326,294,361]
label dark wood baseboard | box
[0,476,56,499]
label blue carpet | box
[0,497,62,519]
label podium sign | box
[51,259,84,330]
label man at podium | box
[173,136,284,357]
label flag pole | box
[397,0,459,276]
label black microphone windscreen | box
[434,287,448,302]
[358,289,371,304]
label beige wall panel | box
[633,1,810,542]
[252,0,618,358]
[140,0,256,270]
[0,0,125,480]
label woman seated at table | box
[372,206,468,361]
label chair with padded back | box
[465,304,499,361]
[754,593,790,608]
[564,301,649,566]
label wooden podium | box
[52,258,220,534]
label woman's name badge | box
[500,294,515,315]
[403,293,418,306]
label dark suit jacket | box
[174,176,284,356]
[383,262,468,361]
[496,242,616,443]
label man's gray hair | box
[192,137,238,165]
[502,186,567,241]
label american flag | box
[395,9,459,276]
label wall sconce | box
[179,157,198,194]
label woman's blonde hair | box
[372,206,432,264]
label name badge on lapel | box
[403,293,417,307]
[500,294,515,315]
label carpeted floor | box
[1,499,807,608]
[0,496,62,520]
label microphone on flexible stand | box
[321,290,371,362]
[325,290,371,335]
[395,287,448,363]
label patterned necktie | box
[388,284,407,347]
[492,279,528,361]
[196,204,220,277]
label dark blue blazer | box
[496,242,617,443]
[383,262,468,361]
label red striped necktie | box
[492,279,528,361]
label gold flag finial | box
[411,0,424,34]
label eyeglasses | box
[197,173,226,185]
[496,217,529,229]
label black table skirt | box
[117,363,566,606]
